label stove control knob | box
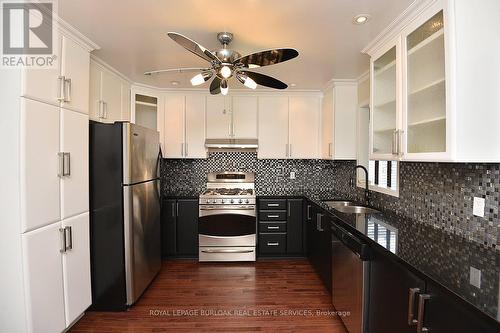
[239,199,243,204]
[230,199,234,203]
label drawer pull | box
[267,215,280,218]
[267,226,280,230]
[408,288,420,326]
[267,242,279,246]
[267,203,280,207]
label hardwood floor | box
[70,259,347,333]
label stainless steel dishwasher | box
[331,223,371,333]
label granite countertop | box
[300,192,500,324]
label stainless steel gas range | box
[198,171,256,262]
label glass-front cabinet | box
[370,40,401,160]
[403,8,447,158]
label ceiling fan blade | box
[210,76,222,95]
[242,71,288,89]
[167,32,220,64]
[235,48,298,68]
[144,67,210,76]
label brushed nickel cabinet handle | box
[171,202,175,218]
[57,76,65,101]
[65,226,73,250]
[59,228,67,253]
[408,288,420,326]
[64,78,72,102]
[307,205,311,220]
[267,242,279,246]
[392,130,397,155]
[267,215,280,218]
[316,213,324,231]
[267,226,280,230]
[267,203,279,207]
[416,294,431,333]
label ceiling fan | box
[144,32,299,95]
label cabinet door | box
[21,35,61,106]
[232,96,258,138]
[185,94,206,158]
[321,89,334,159]
[258,96,289,159]
[423,280,500,333]
[371,41,400,159]
[206,95,231,138]
[317,213,332,293]
[164,94,185,158]
[403,9,447,157]
[61,212,91,327]
[368,250,425,333]
[88,62,102,121]
[176,199,198,256]
[161,199,177,257]
[287,199,303,254]
[101,70,123,122]
[22,222,66,333]
[121,81,131,121]
[289,96,320,159]
[61,109,89,219]
[21,98,60,232]
[61,35,90,113]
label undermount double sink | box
[322,200,380,214]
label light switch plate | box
[289,171,296,180]
[473,197,485,217]
[470,266,481,288]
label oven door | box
[198,206,256,247]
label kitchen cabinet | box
[289,96,320,159]
[321,82,358,159]
[22,34,90,115]
[163,94,206,158]
[206,95,258,139]
[232,96,258,138]
[161,199,177,257]
[365,0,500,162]
[258,198,305,256]
[161,199,198,257]
[258,95,321,159]
[306,203,331,293]
[258,96,289,159]
[206,95,231,138]
[89,59,131,123]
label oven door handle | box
[199,208,256,218]
[201,249,254,254]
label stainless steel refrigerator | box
[89,121,161,311]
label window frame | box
[357,160,400,198]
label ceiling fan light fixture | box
[220,79,229,95]
[190,71,212,86]
[248,64,260,69]
[220,65,232,79]
[236,73,258,90]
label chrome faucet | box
[354,165,371,206]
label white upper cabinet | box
[206,96,231,139]
[365,0,500,162]
[258,96,289,159]
[163,94,185,158]
[89,59,131,123]
[60,36,90,113]
[232,96,258,138]
[185,94,207,158]
[21,99,60,233]
[289,96,320,159]
[321,83,358,160]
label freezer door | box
[123,180,161,305]
[123,123,160,185]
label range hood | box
[205,138,258,151]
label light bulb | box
[220,79,228,95]
[243,76,257,89]
[190,73,205,86]
[220,66,232,79]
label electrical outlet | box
[470,267,481,289]
[289,171,296,180]
[473,197,485,217]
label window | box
[358,159,399,197]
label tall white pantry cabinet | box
[0,24,98,333]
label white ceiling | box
[59,0,414,90]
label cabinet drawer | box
[259,233,286,254]
[259,222,287,233]
[259,211,287,221]
[259,199,286,210]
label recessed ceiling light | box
[171,80,180,86]
[353,14,371,25]
[290,83,297,87]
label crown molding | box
[90,55,133,83]
[357,70,369,83]
[362,0,437,56]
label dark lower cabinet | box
[161,198,198,258]
[306,202,332,294]
[368,249,425,333]
[287,199,303,254]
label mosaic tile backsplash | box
[161,152,500,249]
